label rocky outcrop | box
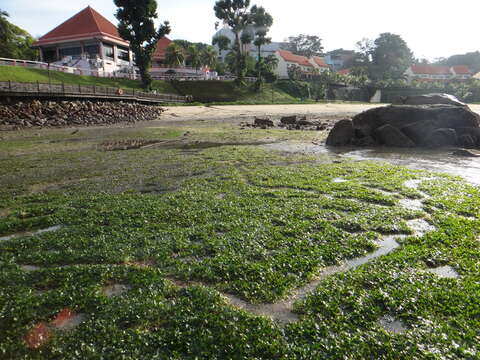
[394,93,467,107]
[0,100,165,128]
[326,95,480,148]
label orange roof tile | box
[152,37,172,60]
[312,56,328,68]
[451,65,471,75]
[410,65,451,75]
[338,69,350,75]
[33,6,128,47]
[278,50,313,67]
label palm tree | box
[201,46,218,69]
[186,45,201,71]
[165,43,185,67]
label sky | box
[2,0,479,61]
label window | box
[118,47,130,62]
[59,47,82,58]
[103,44,114,59]
[84,45,99,57]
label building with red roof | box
[32,6,133,72]
[275,50,316,79]
[310,56,329,72]
[405,64,471,82]
[152,37,172,67]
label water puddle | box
[0,225,63,242]
[399,199,424,211]
[103,284,132,298]
[407,219,436,237]
[263,142,331,155]
[379,315,407,334]
[403,179,422,189]
[332,178,348,183]
[21,265,42,272]
[426,265,460,279]
[221,235,404,324]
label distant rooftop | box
[33,6,128,47]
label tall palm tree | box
[201,46,218,69]
[186,45,201,71]
[165,43,185,67]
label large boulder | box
[326,119,355,146]
[425,128,458,148]
[373,124,415,148]
[352,105,480,138]
[394,93,466,107]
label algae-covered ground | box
[0,111,479,359]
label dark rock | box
[452,149,480,157]
[401,120,438,146]
[354,136,377,147]
[394,93,466,107]
[353,105,479,138]
[374,124,415,148]
[326,119,354,146]
[457,134,476,149]
[254,117,274,127]
[280,116,297,125]
[425,128,458,148]
[456,127,480,146]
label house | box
[275,50,315,79]
[405,65,472,83]
[451,65,471,79]
[337,69,351,75]
[324,50,356,72]
[32,6,133,74]
[151,37,172,67]
[309,56,330,73]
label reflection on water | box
[338,147,480,185]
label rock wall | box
[0,100,165,128]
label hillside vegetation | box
[0,66,300,104]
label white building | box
[404,65,471,83]
[275,50,329,79]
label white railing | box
[0,57,257,82]
[0,57,137,80]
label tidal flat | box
[1,105,479,359]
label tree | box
[370,33,413,81]
[436,51,480,74]
[286,34,324,58]
[0,9,38,60]
[186,45,201,70]
[201,46,218,69]
[165,43,185,67]
[214,0,253,83]
[114,0,171,89]
[250,5,273,90]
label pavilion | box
[32,6,133,73]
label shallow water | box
[224,235,403,324]
[265,142,480,185]
[0,225,63,242]
[407,219,436,237]
[426,265,460,279]
[379,315,408,334]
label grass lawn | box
[0,117,479,359]
[0,66,177,94]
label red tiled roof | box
[33,6,128,47]
[312,56,328,68]
[152,37,172,60]
[410,65,451,75]
[338,69,350,75]
[278,50,313,67]
[451,65,470,75]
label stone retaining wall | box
[0,100,165,128]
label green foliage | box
[114,0,171,89]
[370,33,413,81]
[0,10,38,60]
[214,0,254,82]
[436,51,480,74]
[165,43,185,67]
[286,34,324,58]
